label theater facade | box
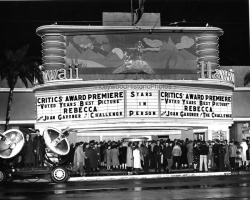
[29,25,236,143]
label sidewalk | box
[68,168,250,182]
[11,167,250,183]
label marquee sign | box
[212,69,234,84]
[42,67,79,82]
[126,90,158,117]
[36,84,232,123]
[37,91,125,122]
[160,91,232,119]
[199,62,234,84]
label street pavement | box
[3,172,250,200]
[11,167,250,183]
[69,168,250,182]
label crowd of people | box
[3,128,250,178]
[70,138,250,176]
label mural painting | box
[66,33,197,74]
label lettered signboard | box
[160,91,232,119]
[37,91,125,122]
[36,84,232,122]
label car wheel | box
[51,167,68,183]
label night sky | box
[0,0,249,66]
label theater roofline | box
[36,25,223,36]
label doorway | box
[194,132,205,141]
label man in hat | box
[33,129,45,167]
[213,139,220,169]
[84,143,92,173]
[153,140,163,173]
[229,140,237,171]
[218,140,226,171]
[163,142,173,173]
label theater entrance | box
[194,132,206,141]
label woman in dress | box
[103,143,108,167]
[119,142,127,170]
[241,139,248,170]
[186,140,193,168]
[126,142,134,175]
[207,141,214,170]
[235,141,243,172]
[133,145,141,174]
[111,144,119,170]
[180,141,188,169]
[224,140,230,170]
[193,141,200,171]
[90,143,99,172]
[84,143,92,173]
[118,143,123,170]
[106,145,112,171]
[73,142,87,176]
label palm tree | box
[0,45,44,131]
[244,72,250,86]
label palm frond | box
[0,45,44,88]
[19,75,29,88]
[0,45,43,131]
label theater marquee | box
[36,84,232,123]
[126,90,158,117]
[37,91,125,122]
[160,91,232,119]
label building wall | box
[1,68,249,142]
[0,91,36,125]
[232,91,250,118]
[221,66,250,87]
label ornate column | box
[41,34,66,70]
[196,33,220,70]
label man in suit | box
[153,140,163,173]
[141,142,150,172]
[33,129,45,167]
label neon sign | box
[42,67,79,82]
